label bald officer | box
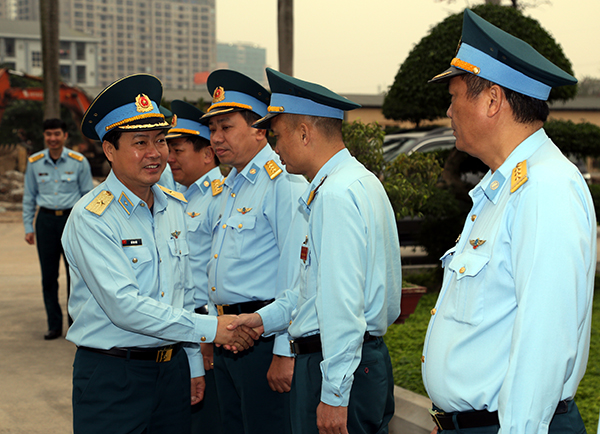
[62,74,258,434]
[422,9,596,433]
[229,68,402,434]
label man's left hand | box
[191,376,205,405]
[316,402,348,434]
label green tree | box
[383,4,577,126]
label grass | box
[385,271,600,433]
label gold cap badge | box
[135,94,153,113]
[171,114,178,127]
[213,86,225,103]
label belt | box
[39,207,71,217]
[430,400,570,431]
[79,343,182,363]
[290,332,380,355]
[216,299,274,316]
[195,305,209,315]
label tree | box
[277,0,294,75]
[383,4,577,126]
[40,0,60,120]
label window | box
[60,65,71,81]
[59,41,71,60]
[4,38,15,57]
[76,65,86,84]
[32,51,42,67]
[76,42,85,60]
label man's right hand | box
[25,232,35,245]
[214,315,260,352]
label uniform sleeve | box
[498,176,595,434]
[313,190,368,407]
[78,157,94,196]
[62,209,218,346]
[264,174,307,355]
[22,161,38,234]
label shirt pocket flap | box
[61,173,78,182]
[448,251,490,281]
[226,215,256,233]
[122,246,153,269]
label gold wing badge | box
[469,238,486,249]
[237,207,252,214]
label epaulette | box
[85,190,114,216]
[68,152,84,162]
[510,160,528,193]
[28,153,44,163]
[158,184,187,202]
[211,178,224,196]
[264,160,282,180]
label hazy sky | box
[215,0,600,94]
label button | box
[67,178,71,181]
[231,193,236,198]
[211,286,216,292]
[431,308,436,315]
[159,258,162,262]
[161,291,164,297]
[471,215,477,222]
[222,224,227,229]
[55,180,58,183]
[132,258,138,263]
[214,254,218,258]
[421,355,425,363]
[289,320,292,325]
[179,250,181,254]
[201,336,206,342]
[459,267,466,274]
[54,192,57,195]
[238,224,242,229]
[140,203,145,207]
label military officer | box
[23,118,94,339]
[229,67,402,434]
[421,9,596,433]
[166,99,223,433]
[200,69,308,434]
[62,74,258,434]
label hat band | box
[268,93,344,120]
[168,128,200,136]
[207,90,268,117]
[208,101,253,113]
[455,43,551,100]
[104,113,166,132]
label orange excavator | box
[0,68,107,175]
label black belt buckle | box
[429,409,444,431]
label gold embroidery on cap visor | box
[104,113,169,131]
[135,93,154,112]
[451,57,481,75]
[168,128,200,136]
[268,106,285,112]
[207,102,253,113]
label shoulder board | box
[264,160,282,180]
[158,184,187,202]
[211,178,224,196]
[85,190,114,216]
[68,152,84,162]
[28,153,44,163]
[510,160,528,193]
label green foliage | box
[383,4,577,125]
[588,184,600,224]
[343,120,443,219]
[544,119,600,158]
[385,279,600,433]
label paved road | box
[0,216,73,434]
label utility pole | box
[277,0,294,76]
[40,0,61,120]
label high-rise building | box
[13,0,216,89]
[217,42,266,86]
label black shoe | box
[44,330,62,340]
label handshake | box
[213,313,265,352]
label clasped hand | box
[214,314,263,352]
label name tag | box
[122,239,142,247]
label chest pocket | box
[36,173,51,185]
[168,237,190,258]
[61,173,78,183]
[444,251,490,326]
[223,214,256,259]
[186,215,202,234]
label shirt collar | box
[105,171,166,217]
[299,148,351,209]
[224,144,276,188]
[187,166,223,199]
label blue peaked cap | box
[166,100,210,142]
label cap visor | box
[199,106,245,124]
[252,112,280,130]
[429,66,468,83]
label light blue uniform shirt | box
[258,148,402,407]
[184,166,223,308]
[207,144,308,356]
[422,129,596,434]
[63,171,218,378]
[23,147,94,233]
[158,163,178,191]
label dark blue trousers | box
[35,211,70,332]
[291,338,395,434]
[73,347,191,434]
[191,364,222,434]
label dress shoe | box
[44,330,62,340]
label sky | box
[215,0,600,95]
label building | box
[0,18,99,86]
[13,0,216,90]
[217,42,267,86]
